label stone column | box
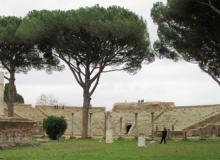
[106,112,111,130]
[119,117,123,137]
[71,113,75,137]
[151,112,154,140]
[138,133,145,147]
[104,112,111,138]
[88,112,93,137]
[135,113,138,137]
[105,112,113,143]
[104,113,107,138]
[106,129,113,143]
[0,72,4,116]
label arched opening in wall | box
[126,124,132,134]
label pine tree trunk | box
[7,72,15,117]
[82,86,90,138]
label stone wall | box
[184,113,220,131]
[12,102,220,139]
[14,104,46,121]
[36,105,105,137]
[200,124,220,138]
[154,104,220,131]
[0,117,35,148]
[110,102,174,138]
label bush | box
[43,116,67,140]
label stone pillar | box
[138,133,145,147]
[119,117,123,137]
[0,72,4,116]
[104,113,107,138]
[135,113,138,137]
[105,112,113,143]
[106,112,111,130]
[151,112,154,140]
[88,112,92,137]
[106,129,113,144]
[71,113,75,137]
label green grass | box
[0,139,220,160]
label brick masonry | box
[0,117,35,147]
[11,102,220,139]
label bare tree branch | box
[89,73,101,96]
[68,66,84,87]
[102,68,126,73]
[0,60,10,72]
[208,0,220,14]
[4,76,9,81]
[200,66,220,86]
[199,0,220,14]
[56,52,85,87]
[90,64,105,84]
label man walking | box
[160,127,167,144]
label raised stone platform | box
[0,117,35,149]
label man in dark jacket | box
[160,127,167,144]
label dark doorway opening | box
[126,124,132,134]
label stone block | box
[138,133,145,147]
[105,129,113,144]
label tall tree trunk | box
[7,72,15,117]
[82,85,90,138]
[81,62,92,138]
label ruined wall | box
[110,102,174,138]
[14,104,46,122]
[13,104,106,137]
[0,118,35,147]
[155,104,220,131]
[199,124,220,138]
[12,102,220,139]
[36,105,106,137]
[184,113,220,131]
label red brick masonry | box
[0,117,35,146]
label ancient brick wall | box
[0,118,35,146]
[200,124,220,137]
[36,105,106,137]
[12,102,220,139]
[184,113,220,131]
[14,104,46,122]
[110,102,174,138]
[154,104,220,132]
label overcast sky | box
[1,0,220,110]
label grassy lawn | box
[0,139,220,160]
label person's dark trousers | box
[160,137,166,144]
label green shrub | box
[43,116,67,140]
